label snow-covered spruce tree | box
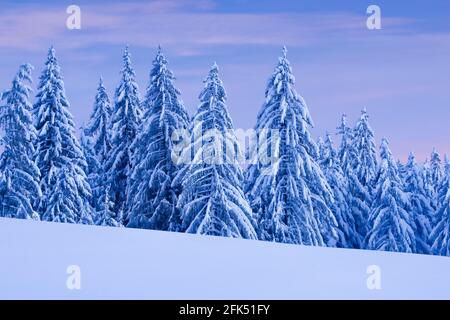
[352,108,377,190]
[404,153,433,254]
[421,150,443,214]
[174,63,256,239]
[84,77,112,166]
[317,136,325,161]
[106,47,141,221]
[95,183,119,226]
[82,78,114,219]
[34,47,92,224]
[430,156,450,256]
[82,78,122,225]
[421,158,436,211]
[430,148,443,190]
[320,132,359,248]
[366,138,416,253]
[336,114,367,247]
[126,47,190,231]
[0,64,41,220]
[80,126,100,209]
[397,159,407,183]
[346,109,377,241]
[336,114,355,171]
[245,47,337,245]
[44,164,91,224]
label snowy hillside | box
[0,218,449,299]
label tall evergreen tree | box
[94,183,119,226]
[422,150,443,213]
[245,47,337,245]
[84,77,112,165]
[82,77,121,225]
[397,159,407,183]
[352,108,377,190]
[80,125,100,209]
[34,47,92,224]
[320,132,359,248]
[127,47,190,231]
[422,158,436,211]
[336,114,355,171]
[366,138,416,253]
[82,78,114,221]
[430,148,443,190]
[0,64,41,220]
[404,153,433,254]
[317,136,325,161]
[430,155,450,256]
[336,114,367,247]
[106,47,141,221]
[347,109,377,240]
[174,63,256,239]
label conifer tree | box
[127,47,190,230]
[174,63,256,239]
[317,136,325,160]
[82,78,113,216]
[397,159,407,183]
[34,47,92,224]
[245,47,337,245]
[106,47,141,220]
[367,138,416,253]
[320,133,359,248]
[84,77,112,166]
[336,114,354,171]
[352,108,377,190]
[95,184,120,227]
[430,148,443,190]
[347,109,377,240]
[80,126,101,212]
[430,155,450,256]
[0,64,41,220]
[336,114,367,246]
[404,153,433,254]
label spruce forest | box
[0,46,449,256]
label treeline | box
[0,46,448,256]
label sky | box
[0,0,449,161]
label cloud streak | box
[0,1,414,53]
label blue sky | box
[0,0,449,161]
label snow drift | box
[0,217,449,299]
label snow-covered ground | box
[0,217,449,299]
